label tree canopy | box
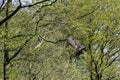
[0,0,120,80]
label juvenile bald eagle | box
[67,36,86,58]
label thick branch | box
[0,5,21,26]
[21,0,50,8]
[0,0,57,26]
[0,0,5,8]
[0,0,12,9]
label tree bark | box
[3,3,9,80]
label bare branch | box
[0,0,12,9]
[21,0,50,8]
[78,5,100,19]
[9,34,34,39]
[0,5,21,26]
[38,35,66,44]
[0,0,5,8]
[41,0,57,8]
[107,55,119,67]
[0,0,57,26]
[8,47,22,63]
[109,49,120,57]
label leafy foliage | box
[0,0,120,80]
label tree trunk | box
[3,46,9,80]
[3,3,9,80]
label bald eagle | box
[67,36,86,58]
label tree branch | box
[21,0,50,8]
[0,0,57,26]
[106,55,119,67]
[78,5,100,19]
[0,0,12,9]
[0,0,5,8]
[8,47,22,63]
[8,36,33,63]
[0,5,21,26]
[38,35,66,44]
[9,34,34,39]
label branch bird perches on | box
[67,36,86,57]
[34,35,85,58]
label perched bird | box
[67,36,86,58]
